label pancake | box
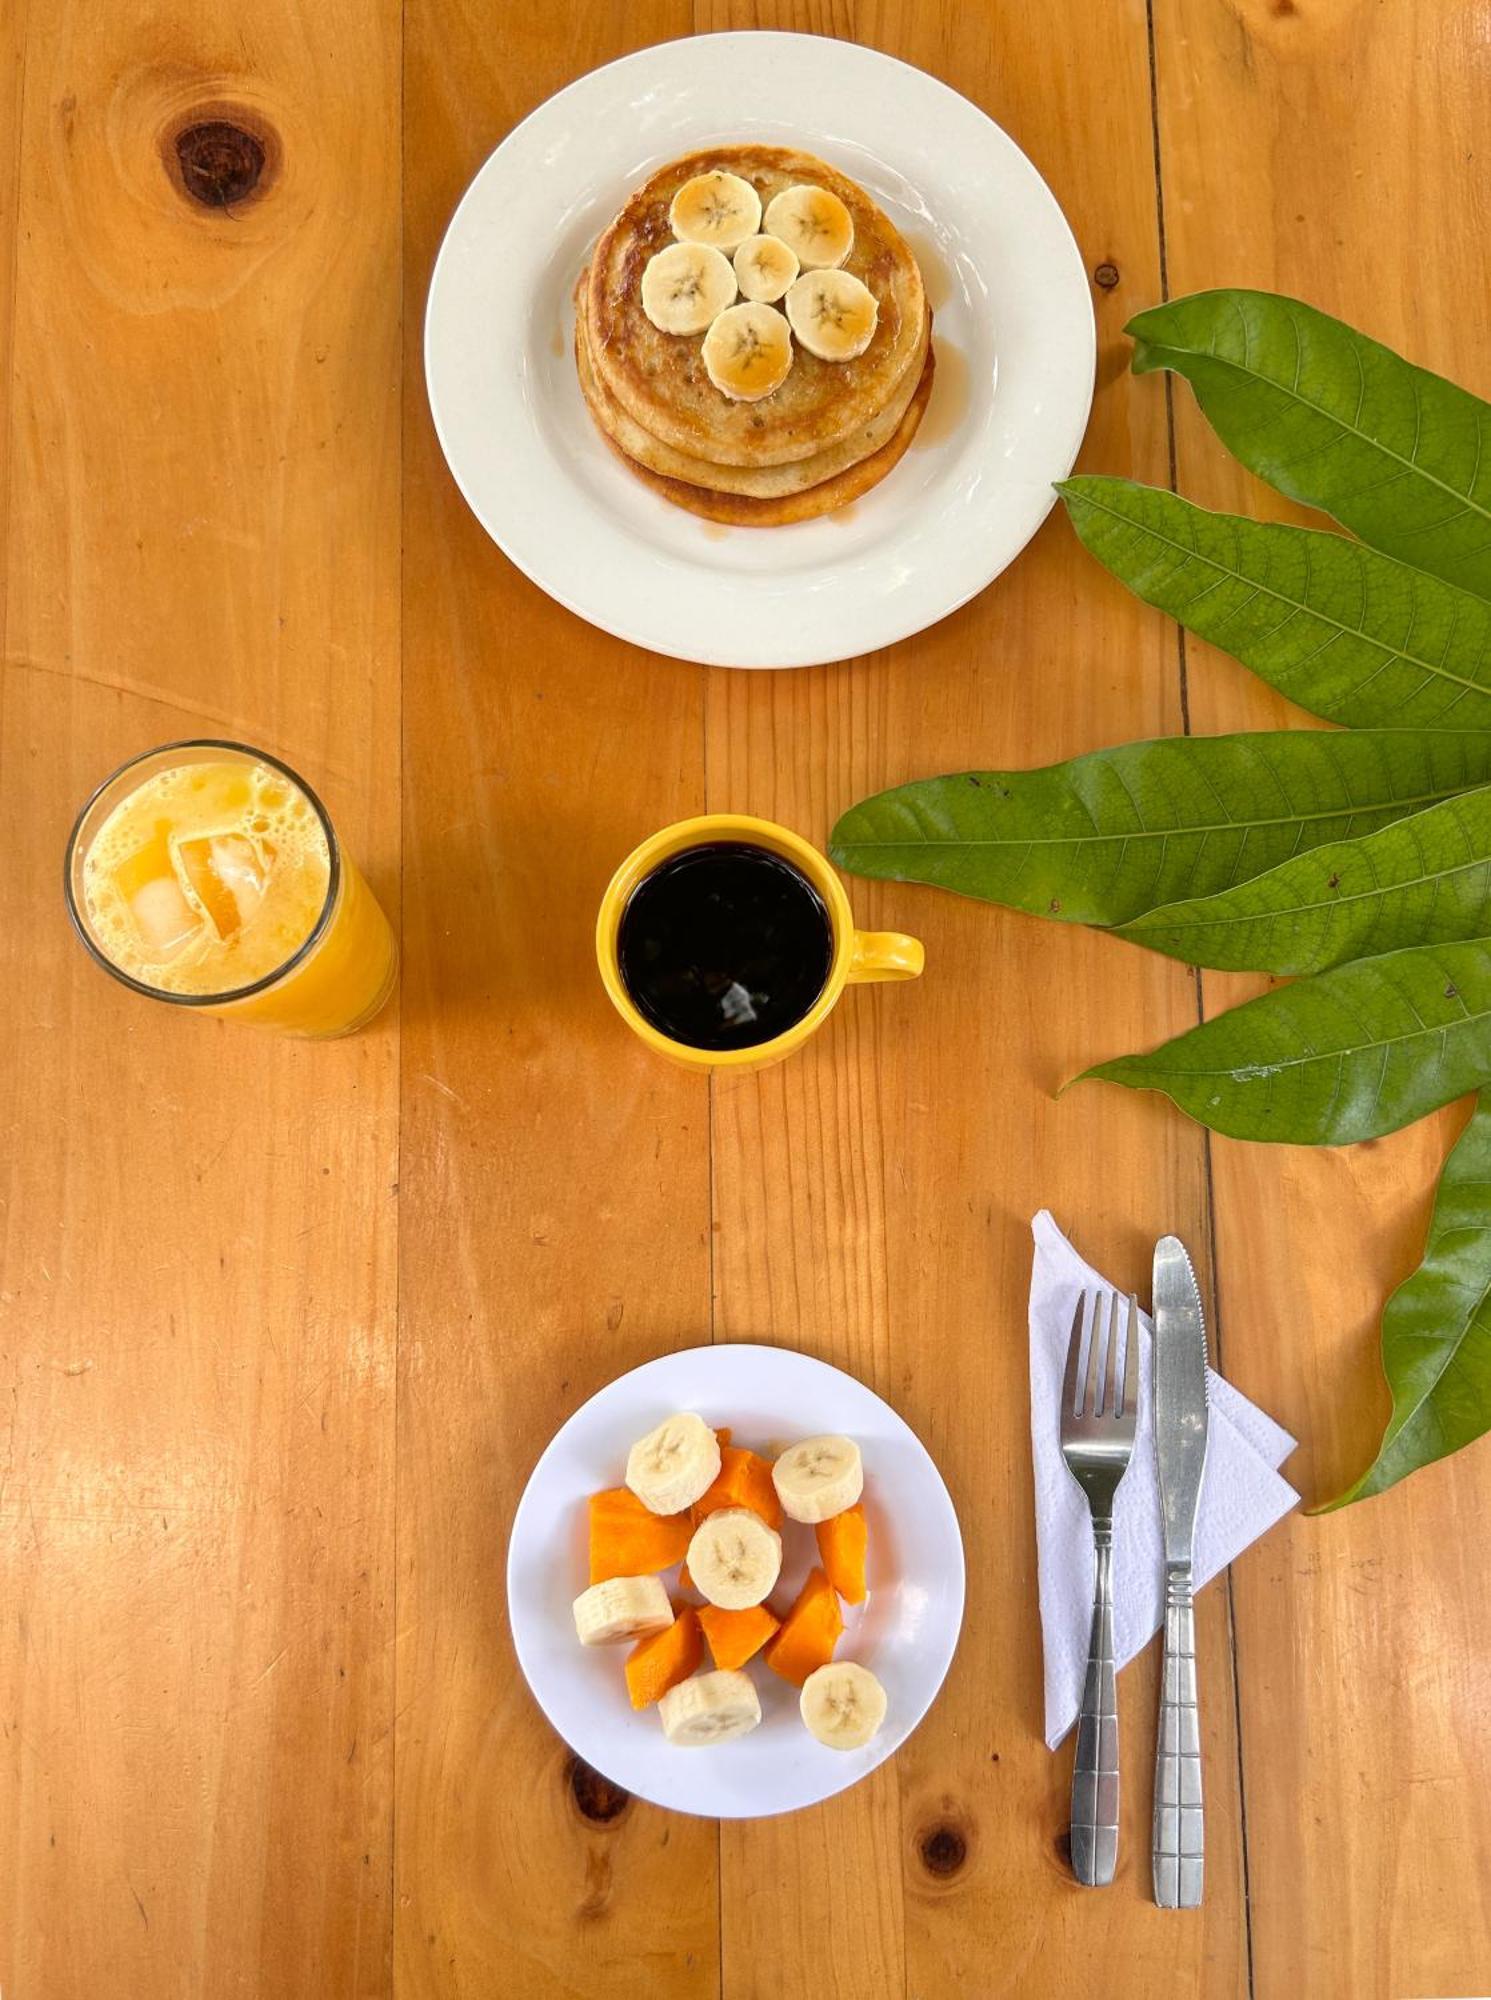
[593,342,936,527]
[575,275,932,499]
[585,145,926,469]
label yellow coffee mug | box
[596,813,924,1073]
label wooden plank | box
[394,6,722,1997]
[699,3,1248,1993]
[0,0,19,652]
[1153,1,1491,1992]
[0,3,401,1997]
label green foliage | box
[1116,789,1491,973]
[833,288,1491,1503]
[828,732,1491,927]
[1081,935,1491,1145]
[1060,477,1491,732]
[1319,1094,1491,1507]
[1128,291,1491,599]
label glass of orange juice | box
[65,740,397,1037]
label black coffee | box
[617,842,834,1052]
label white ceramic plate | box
[507,1343,964,1818]
[425,32,1095,669]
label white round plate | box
[425,32,1095,669]
[507,1343,964,1818]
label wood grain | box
[5,0,1491,1994]
[0,2,401,1996]
[700,4,1246,1992]
[1154,2,1491,1992]
[395,5,720,1997]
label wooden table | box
[4,1,1489,1993]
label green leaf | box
[1081,935,1491,1144]
[1128,290,1491,600]
[828,730,1491,928]
[1116,787,1491,973]
[1059,477,1491,731]
[1322,1093,1491,1506]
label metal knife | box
[1151,1235,1210,1909]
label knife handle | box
[1070,1519,1118,1887]
[1152,1562,1203,1907]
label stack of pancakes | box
[575,145,934,527]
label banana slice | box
[800,1661,888,1750]
[733,233,799,304]
[771,1434,863,1523]
[763,184,855,270]
[669,170,763,252]
[701,302,794,403]
[686,1506,783,1608]
[659,1669,762,1746]
[573,1574,673,1646]
[640,242,738,336]
[626,1411,722,1515]
[783,271,878,363]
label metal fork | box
[1060,1288,1139,1888]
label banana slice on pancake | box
[640,242,738,335]
[669,170,762,252]
[733,233,799,304]
[763,184,854,270]
[701,302,795,401]
[784,270,878,362]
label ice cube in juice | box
[112,823,204,960]
[173,832,274,940]
[126,876,202,959]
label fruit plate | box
[424,31,1096,669]
[506,1342,965,1818]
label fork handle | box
[1152,1562,1203,1907]
[1070,1518,1118,1887]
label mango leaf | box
[1116,787,1491,973]
[829,730,1491,928]
[1081,936,1491,1144]
[1128,291,1491,601]
[1321,1093,1491,1507]
[1059,477,1491,731]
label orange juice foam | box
[81,759,331,995]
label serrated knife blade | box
[1151,1234,1210,1910]
[1153,1235,1209,1561]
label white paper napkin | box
[1030,1210,1299,1750]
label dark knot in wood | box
[919,1821,968,1877]
[174,121,267,209]
[567,1755,630,1825]
[1094,262,1121,291]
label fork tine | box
[1104,1291,1124,1417]
[1062,1292,1086,1414]
[1095,1289,1116,1415]
[1083,1289,1104,1416]
[1121,1293,1138,1418]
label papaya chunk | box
[692,1445,783,1529]
[816,1503,868,1604]
[697,1602,780,1672]
[625,1606,703,1710]
[588,1487,692,1584]
[763,1567,843,1687]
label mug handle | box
[847,930,925,983]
